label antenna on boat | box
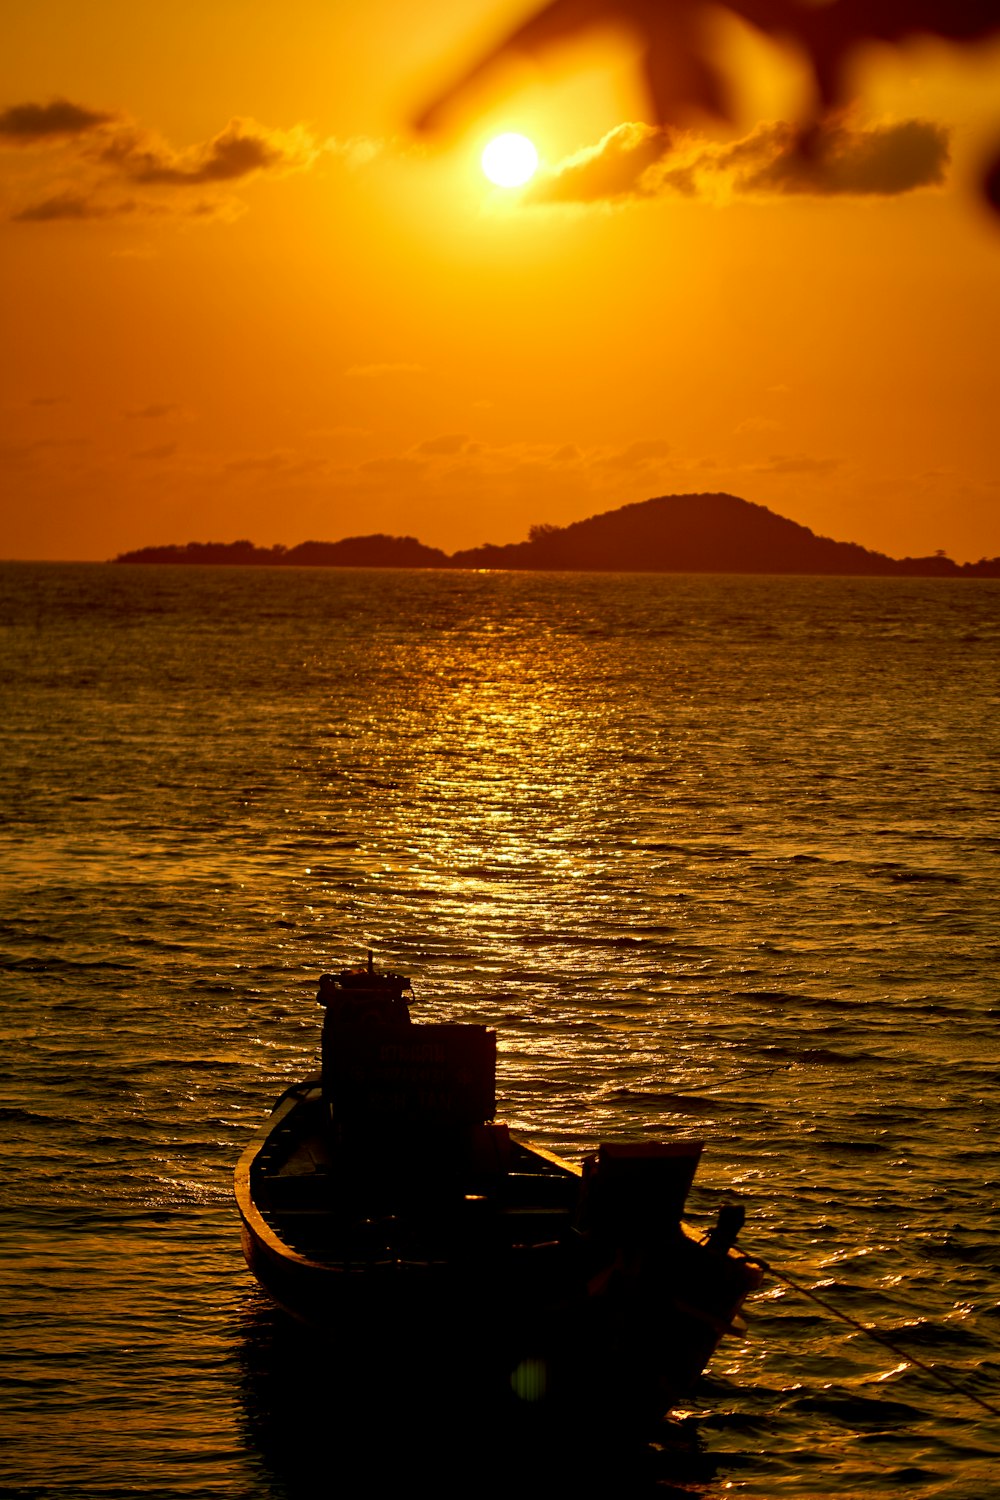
[367,949,374,974]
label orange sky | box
[2,0,999,562]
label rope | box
[749,1254,1000,1420]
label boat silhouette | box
[235,954,763,1431]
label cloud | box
[11,188,240,223]
[735,417,782,435]
[224,449,329,477]
[751,453,842,476]
[96,117,316,185]
[525,123,670,205]
[603,438,672,469]
[381,435,676,490]
[357,455,427,478]
[11,191,134,222]
[132,442,178,461]
[6,103,319,224]
[414,433,468,455]
[124,403,181,420]
[325,135,383,169]
[0,99,117,142]
[527,116,950,206]
[714,118,950,198]
[0,436,89,471]
[431,437,840,490]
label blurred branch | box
[415,0,1000,213]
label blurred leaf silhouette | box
[416,0,1000,214]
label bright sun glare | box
[481,133,539,188]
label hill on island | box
[113,493,1000,576]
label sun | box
[481,133,539,188]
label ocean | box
[1,562,998,1498]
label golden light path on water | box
[1,564,997,1498]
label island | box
[112,493,1000,576]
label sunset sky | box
[2,0,999,563]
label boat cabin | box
[317,957,497,1160]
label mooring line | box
[748,1254,1000,1420]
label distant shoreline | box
[108,492,1000,578]
[106,558,1000,577]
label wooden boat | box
[235,956,763,1430]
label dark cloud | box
[527,116,950,206]
[11,191,133,222]
[0,99,117,142]
[357,455,427,478]
[0,437,89,468]
[132,442,178,461]
[7,108,317,225]
[124,403,181,420]
[223,450,329,478]
[415,433,468,455]
[11,189,243,224]
[97,118,314,185]
[717,118,950,197]
[735,417,781,435]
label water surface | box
[1,564,998,1496]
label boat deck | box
[248,1084,581,1266]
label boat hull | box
[235,1081,762,1428]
